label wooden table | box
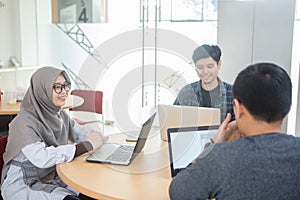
[56,130,172,200]
[0,97,73,115]
[0,93,76,137]
[0,98,70,135]
[0,101,21,115]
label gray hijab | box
[3,66,75,167]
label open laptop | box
[86,113,156,165]
[158,104,220,141]
[167,125,219,177]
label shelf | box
[0,66,39,73]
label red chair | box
[0,135,8,182]
[69,90,104,132]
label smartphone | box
[125,133,138,142]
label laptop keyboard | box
[106,145,135,162]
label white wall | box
[217,0,255,83]
[0,0,18,66]
[19,0,38,65]
[296,63,300,134]
[218,0,296,82]
[0,0,38,94]
[292,21,300,135]
[217,0,296,133]
[0,0,38,66]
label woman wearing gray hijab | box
[1,66,104,200]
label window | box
[140,0,217,22]
[171,0,217,21]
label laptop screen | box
[131,112,156,161]
[167,125,219,177]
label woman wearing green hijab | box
[1,66,105,200]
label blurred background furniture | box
[69,90,105,133]
[0,135,8,200]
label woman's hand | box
[86,130,104,150]
[213,113,243,143]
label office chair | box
[69,90,105,133]
[0,135,8,180]
[0,135,8,200]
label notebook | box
[158,104,220,141]
[167,125,219,177]
[86,113,156,165]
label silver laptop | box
[86,113,156,165]
[158,104,220,141]
[167,125,219,177]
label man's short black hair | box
[233,62,292,123]
[192,44,222,63]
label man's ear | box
[233,99,242,119]
[217,60,222,70]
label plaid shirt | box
[174,79,234,122]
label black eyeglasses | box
[53,83,71,94]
